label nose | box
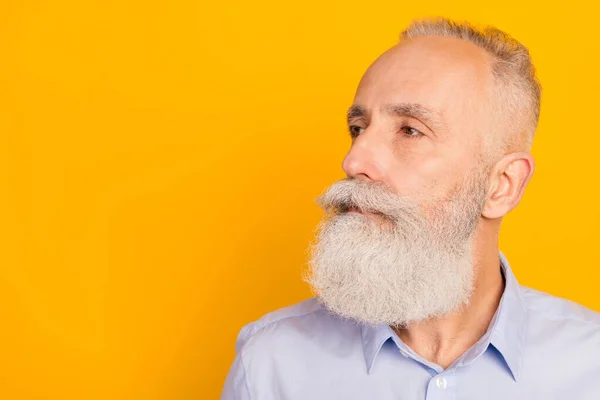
[341,130,386,182]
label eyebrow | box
[346,103,445,134]
[346,105,368,121]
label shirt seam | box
[524,307,600,327]
[243,306,325,348]
[239,349,254,400]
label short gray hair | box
[401,17,542,155]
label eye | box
[349,125,365,138]
[400,126,423,138]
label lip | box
[347,206,363,214]
[346,207,390,222]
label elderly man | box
[221,17,600,399]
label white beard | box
[305,174,488,328]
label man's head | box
[306,18,540,327]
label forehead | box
[354,36,493,131]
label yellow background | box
[1,0,599,398]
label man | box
[221,17,600,399]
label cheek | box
[424,148,479,198]
[414,157,453,197]
[383,135,479,198]
[383,139,435,191]
[387,148,469,200]
[383,156,444,198]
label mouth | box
[347,206,363,214]
[337,203,366,215]
[343,205,388,220]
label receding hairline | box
[399,17,542,155]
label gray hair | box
[401,17,542,155]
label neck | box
[392,225,504,369]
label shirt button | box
[436,376,447,389]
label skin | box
[342,35,535,369]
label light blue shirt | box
[221,252,600,399]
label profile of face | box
[306,36,499,327]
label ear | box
[482,152,535,219]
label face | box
[343,35,493,204]
[306,36,496,327]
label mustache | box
[315,179,420,222]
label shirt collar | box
[488,250,528,381]
[360,250,528,381]
[360,320,396,375]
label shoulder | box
[235,297,326,352]
[234,297,360,356]
[520,285,600,354]
[521,285,600,327]
[519,286,600,386]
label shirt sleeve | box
[220,352,252,400]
